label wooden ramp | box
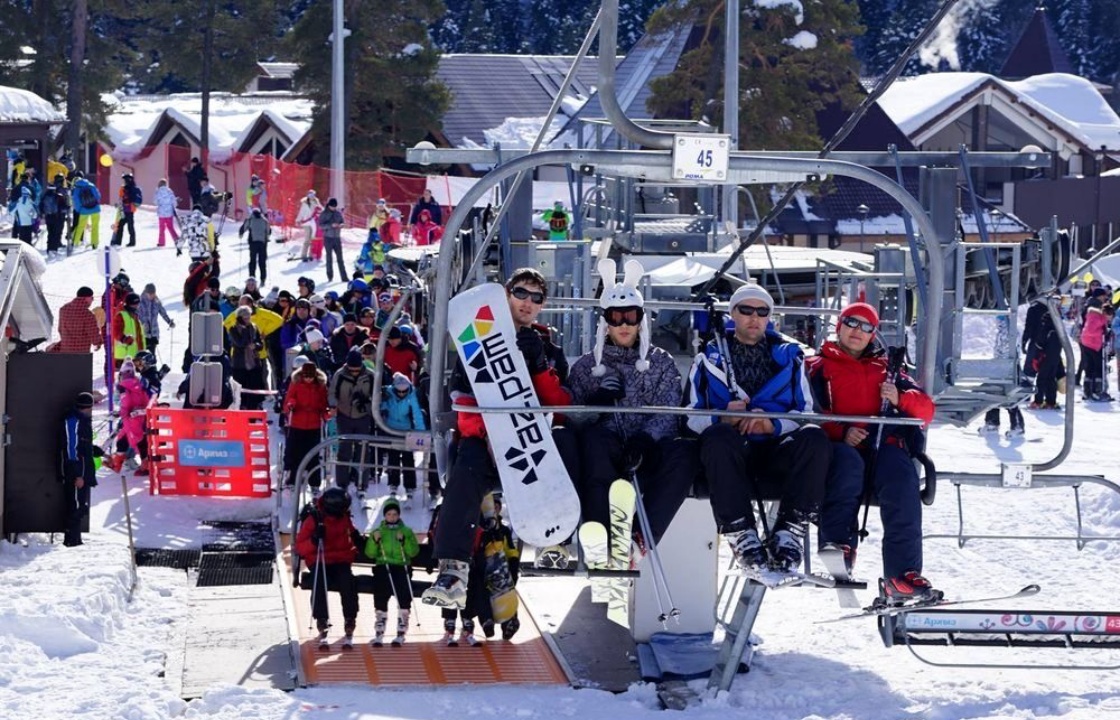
[279,540,569,687]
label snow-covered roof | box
[0,85,66,124]
[257,62,298,79]
[102,92,313,161]
[878,72,1120,153]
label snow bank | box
[0,84,66,123]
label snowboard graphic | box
[606,479,636,626]
[579,521,610,602]
[448,283,581,547]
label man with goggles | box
[426,269,579,608]
[807,303,938,603]
[566,258,695,550]
[684,282,829,579]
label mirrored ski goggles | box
[734,304,771,317]
[840,316,877,333]
[603,306,644,327]
[509,286,545,304]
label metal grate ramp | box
[280,542,568,687]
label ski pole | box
[309,535,329,630]
[630,461,680,624]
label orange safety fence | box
[147,407,271,497]
[97,148,435,239]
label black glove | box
[311,522,325,544]
[63,460,80,481]
[588,373,625,406]
[91,446,105,458]
[516,327,548,373]
[630,432,659,467]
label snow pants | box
[434,429,579,561]
[157,216,178,246]
[72,212,100,248]
[699,422,829,533]
[578,428,697,544]
[111,211,136,246]
[63,476,91,547]
[285,427,324,487]
[248,242,268,284]
[323,236,348,282]
[386,447,416,491]
[372,564,414,612]
[334,414,373,488]
[1034,341,1063,406]
[309,562,359,623]
[46,214,65,252]
[819,442,922,579]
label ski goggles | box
[509,286,545,304]
[603,306,644,327]
[734,304,771,317]
[840,316,877,333]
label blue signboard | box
[178,440,246,467]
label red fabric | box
[381,217,401,244]
[294,509,359,564]
[531,367,571,408]
[1081,308,1107,351]
[384,342,421,382]
[283,375,330,429]
[807,341,935,443]
[454,393,487,438]
[412,213,442,246]
[57,297,103,353]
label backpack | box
[128,185,143,205]
[199,191,219,216]
[41,189,59,216]
[78,184,98,210]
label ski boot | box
[481,619,496,639]
[767,518,807,573]
[387,484,400,499]
[391,609,410,646]
[134,458,150,477]
[460,619,480,647]
[422,559,469,608]
[881,570,942,606]
[534,544,570,570]
[105,452,127,473]
[500,617,520,641]
[721,518,768,574]
[977,422,999,435]
[1006,425,1025,439]
[404,490,414,510]
[370,610,388,647]
[341,618,356,649]
[316,619,330,650]
[443,618,459,647]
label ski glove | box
[311,522,325,544]
[515,327,549,374]
[588,373,625,406]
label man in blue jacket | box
[684,283,828,577]
[61,392,100,546]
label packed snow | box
[0,85,67,123]
[3,207,1120,719]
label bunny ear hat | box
[593,258,651,376]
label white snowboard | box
[448,283,581,547]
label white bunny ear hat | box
[593,258,651,376]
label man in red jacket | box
[807,303,937,603]
[295,487,362,648]
[425,268,577,607]
[56,287,104,353]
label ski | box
[606,480,636,626]
[578,521,609,602]
[745,567,836,590]
[818,583,1041,623]
[817,544,864,608]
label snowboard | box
[606,479,636,626]
[818,543,863,609]
[447,283,581,547]
[578,521,610,603]
[481,494,518,623]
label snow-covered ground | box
[4,207,1120,719]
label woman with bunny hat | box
[567,259,696,546]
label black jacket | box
[61,407,97,486]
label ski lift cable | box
[697,0,968,298]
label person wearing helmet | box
[339,278,371,315]
[111,172,142,247]
[294,486,363,649]
[133,349,168,399]
[297,276,315,299]
[541,199,570,241]
[113,292,146,370]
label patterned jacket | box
[57,296,103,353]
[568,343,682,441]
[137,295,172,340]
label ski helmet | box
[133,350,156,367]
[320,487,349,517]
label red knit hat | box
[838,302,879,329]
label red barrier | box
[147,407,271,497]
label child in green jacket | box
[364,498,419,646]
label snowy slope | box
[4,207,1120,719]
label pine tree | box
[287,0,450,169]
[433,0,470,52]
[647,0,864,152]
[460,0,500,53]
[526,0,598,55]
[617,0,667,53]
[1054,0,1094,78]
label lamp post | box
[857,203,869,253]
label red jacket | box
[807,341,934,447]
[295,505,359,564]
[384,341,422,382]
[283,372,330,430]
[57,296,103,353]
